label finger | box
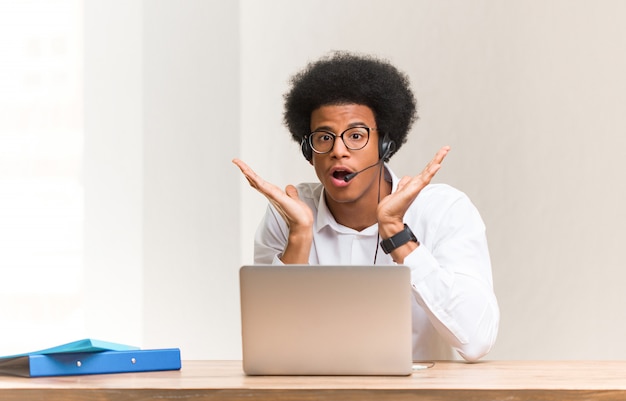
[422,146,449,172]
[232,158,258,182]
[232,158,268,190]
[403,149,447,194]
[285,184,300,200]
[269,200,290,224]
[432,145,450,165]
[424,163,442,180]
[232,158,254,181]
[232,157,245,167]
[437,145,451,157]
[395,175,412,192]
[232,158,250,173]
[418,146,448,178]
[233,158,289,204]
[272,186,306,228]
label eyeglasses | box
[306,126,374,154]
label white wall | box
[240,0,626,360]
[84,0,144,349]
[84,0,241,359]
[141,0,241,359]
[70,0,626,360]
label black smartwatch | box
[380,224,418,254]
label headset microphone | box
[343,159,384,182]
[343,140,395,182]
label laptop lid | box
[239,265,413,376]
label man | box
[233,51,499,362]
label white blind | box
[0,0,84,353]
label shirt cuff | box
[403,244,440,282]
[272,254,285,265]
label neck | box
[325,173,392,232]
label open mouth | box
[332,170,350,181]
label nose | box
[329,134,351,158]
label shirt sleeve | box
[253,204,288,265]
[405,190,500,362]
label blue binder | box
[0,339,181,377]
[1,338,140,358]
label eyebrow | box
[312,122,369,132]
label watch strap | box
[380,224,418,254]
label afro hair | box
[283,51,417,159]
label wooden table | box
[1,360,625,400]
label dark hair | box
[283,51,417,159]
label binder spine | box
[27,348,181,377]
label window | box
[0,0,84,353]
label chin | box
[324,187,359,205]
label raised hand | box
[377,146,450,245]
[232,158,313,264]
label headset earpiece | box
[301,136,313,162]
[379,135,396,162]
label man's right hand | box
[233,158,313,264]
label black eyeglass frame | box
[305,126,376,155]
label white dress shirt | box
[253,166,500,362]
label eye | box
[348,132,364,141]
[346,128,369,142]
[311,132,334,145]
